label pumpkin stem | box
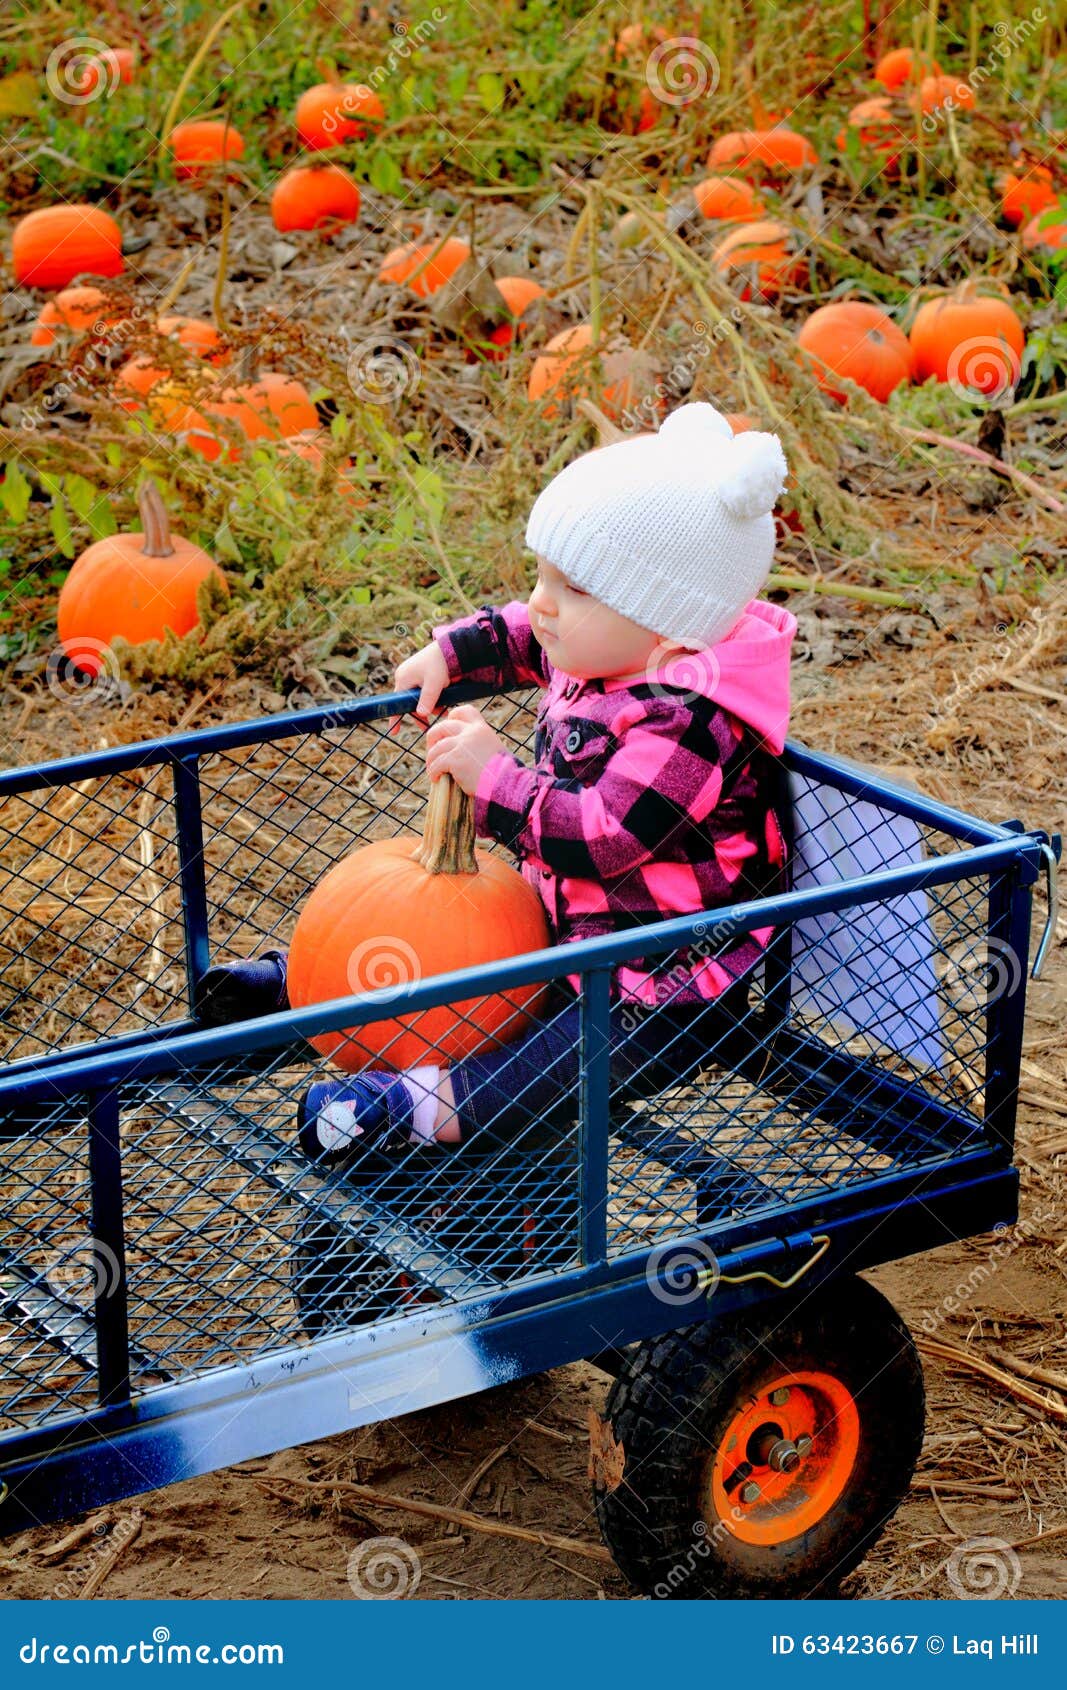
[137,478,176,558]
[415,772,479,876]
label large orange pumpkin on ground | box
[57,480,226,674]
[797,301,913,403]
[271,164,361,233]
[378,237,472,297]
[295,80,385,149]
[12,205,124,290]
[710,219,804,302]
[999,166,1057,229]
[169,119,245,179]
[875,47,941,90]
[693,176,763,221]
[287,773,551,1072]
[908,281,1024,397]
[706,128,817,175]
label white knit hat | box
[524,401,788,650]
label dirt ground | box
[1,574,1065,1602]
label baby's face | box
[528,556,688,682]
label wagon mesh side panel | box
[198,691,542,966]
[605,871,998,1258]
[0,771,188,1065]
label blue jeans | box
[446,975,753,1152]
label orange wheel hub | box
[705,1370,860,1546]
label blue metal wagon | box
[0,677,1058,1597]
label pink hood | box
[602,598,798,754]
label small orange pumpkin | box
[693,176,763,221]
[908,281,1024,396]
[613,21,667,58]
[1022,204,1067,252]
[469,275,546,363]
[918,75,975,116]
[169,119,245,180]
[378,237,472,297]
[797,301,913,403]
[710,219,804,302]
[114,317,223,410]
[835,96,910,170]
[12,205,124,290]
[287,773,551,1073]
[295,80,385,149]
[706,128,818,176]
[31,285,124,347]
[57,479,226,674]
[80,45,137,92]
[999,166,1057,229]
[271,163,361,233]
[875,47,941,90]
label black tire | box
[593,1274,925,1599]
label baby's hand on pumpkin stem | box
[424,705,506,798]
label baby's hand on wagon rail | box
[393,642,450,727]
[425,705,507,798]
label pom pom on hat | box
[658,401,787,520]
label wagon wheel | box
[289,1210,440,1338]
[591,1274,924,1599]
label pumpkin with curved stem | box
[999,166,1057,229]
[271,164,361,234]
[908,280,1024,396]
[31,286,125,348]
[295,80,385,149]
[287,772,551,1073]
[706,128,817,176]
[797,302,913,403]
[169,119,245,180]
[57,480,227,674]
[875,46,941,90]
[692,176,763,222]
[378,237,472,297]
[710,219,804,302]
[12,205,124,290]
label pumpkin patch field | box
[1,0,1066,1604]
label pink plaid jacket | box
[432,598,797,1006]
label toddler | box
[199,402,797,1163]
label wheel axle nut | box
[795,1434,813,1457]
[766,1437,802,1474]
[769,1387,790,1406]
[740,1481,761,1504]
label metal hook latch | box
[1031,842,1059,981]
[715,1234,831,1294]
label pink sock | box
[405,1064,441,1144]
